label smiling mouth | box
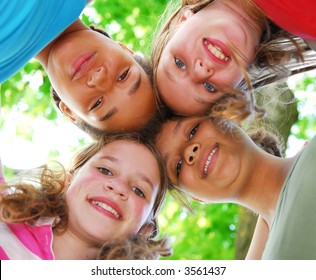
[203,39,230,63]
[91,200,121,219]
[71,52,96,80]
[203,144,218,176]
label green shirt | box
[262,136,316,259]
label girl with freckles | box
[146,113,316,259]
[0,133,171,260]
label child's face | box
[155,116,253,202]
[65,140,160,245]
[46,30,156,132]
[156,1,261,115]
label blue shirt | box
[0,0,87,83]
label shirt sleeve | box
[0,0,87,82]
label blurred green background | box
[1,0,316,260]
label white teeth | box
[204,147,218,175]
[207,44,229,61]
[91,200,120,219]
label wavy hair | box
[0,133,171,259]
[151,0,306,123]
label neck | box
[52,229,100,260]
[35,19,88,68]
[236,152,297,226]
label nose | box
[104,182,128,200]
[192,59,214,81]
[183,143,200,165]
[87,66,107,88]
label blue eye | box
[132,187,145,198]
[98,167,112,176]
[176,160,182,178]
[203,82,216,93]
[189,124,199,140]
[175,57,186,70]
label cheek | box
[130,200,152,230]
[222,151,240,176]
[216,67,244,89]
[64,188,77,214]
[65,174,97,204]
[179,167,201,195]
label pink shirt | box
[0,167,56,260]
[0,218,56,260]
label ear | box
[117,42,135,56]
[178,9,194,24]
[139,219,158,239]
[59,101,77,123]
[65,171,73,188]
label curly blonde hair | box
[0,133,171,260]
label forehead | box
[103,74,156,131]
[95,140,159,169]
[155,119,184,154]
[157,116,203,137]
[96,140,148,156]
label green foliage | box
[1,0,316,261]
[289,73,316,140]
[158,194,238,260]
[83,0,169,55]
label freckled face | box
[65,140,160,245]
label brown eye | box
[176,159,182,178]
[118,69,129,81]
[189,124,199,139]
[90,97,103,110]
[97,167,112,176]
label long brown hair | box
[0,133,171,259]
[151,0,306,123]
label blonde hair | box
[151,0,305,123]
[0,133,171,259]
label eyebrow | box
[99,155,119,163]
[163,153,177,186]
[129,72,142,95]
[162,118,184,182]
[99,107,118,122]
[165,67,178,83]
[173,118,184,135]
[194,96,212,105]
[98,73,141,122]
[137,172,154,190]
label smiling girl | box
[146,114,316,259]
[1,0,157,137]
[0,133,171,260]
[152,0,315,118]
